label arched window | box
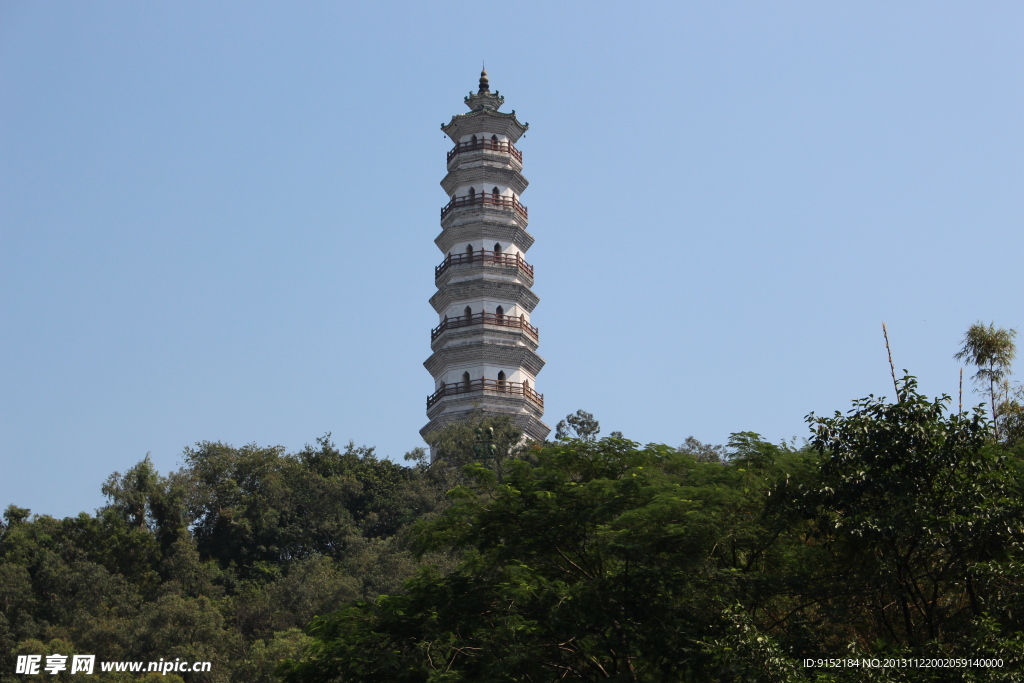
[467,186,475,199]
[493,242,502,254]
[465,243,474,264]
[491,134,498,141]
[471,135,477,143]
[495,305,504,322]
[464,305,472,319]
[462,372,471,390]
[492,186,500,197]
[497,371,507,390]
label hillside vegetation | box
[3,324,1024,682]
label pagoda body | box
[421,71,550,447]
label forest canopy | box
[3,324,1024,682]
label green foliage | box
[554,409,601,441]
[0,435,456,682]
[279,435,798,681]
[955,322,1018,438]
[955,323,1017,393]
[678,436,729,463]
[5,381,1024,682]
[424,413,525,467]
[799,378,1024,658]
[280,388,1024,682]
[182,436,437,574]
[998,384,1024,447]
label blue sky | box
[2,2,1022,519]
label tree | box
[678,436,728,463]
[423,413,526,473]
[997,384,1024,447]
[1,433,471,682]
[954,322,1017,435]
[554,409,601,441]
[802,377,1024,660]
[280,387,1024,682]
[277,435,804,682]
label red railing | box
[427,378,543,409]
[440,192,528,220]
[431,312,539,342]
[447,138,522,163]
[435,250,534,279]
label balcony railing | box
[440,192,528,220]
[447,138,522,163]
[435,250,534,279]
[431,311,539,342]
[427,378,543,409]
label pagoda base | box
[420,409,550,462]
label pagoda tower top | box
[464,67,504,111]
[442,70,529,142]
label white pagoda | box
[421,70,550,447]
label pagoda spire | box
[464,67,504,111]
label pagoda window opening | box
[498,371,507,390]
[492,186,500,197]
[462,372,471,389]
[494,243,502,254]
[464,305,472,319]
[496,305,504,322]
[465,244,474,263]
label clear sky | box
[2,2,1022,519]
